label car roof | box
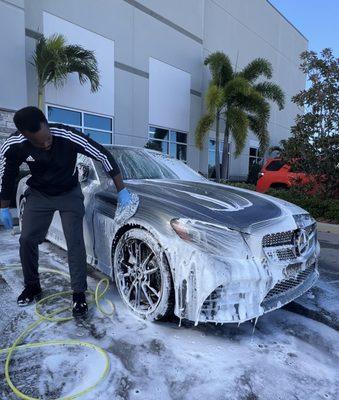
[104,144,155,150]
[103,144,166,156]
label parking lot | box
[0,227,338,400]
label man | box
[0,106,139,317]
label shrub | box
[267,188,339,223]
[220,181,256,191]
[219,181,339,223]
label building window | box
[208,138,224,178]
[47,105,113,144]
[146,126,187,162]
[249,147,262,172]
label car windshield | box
[100,147,179,180]
[148,151,208,182]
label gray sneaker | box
[114,192,140,225]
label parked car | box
[16,146,320,325]
[256,158,313,193]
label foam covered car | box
[16,146,320,324]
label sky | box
[269,0,338,56]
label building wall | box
[0,0,27,112]
[0,0,307,179]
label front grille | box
[275,248,296,261]
[263,263,316,302]
[262,224,316,262]
[200,285,223,319]
[264,245,297,262]
[262,230,294,247]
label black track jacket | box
[0,123,121,200]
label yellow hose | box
[0,264,115,400]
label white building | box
[0,0,307,180]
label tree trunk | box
[221,124,230,180]
[38,86,44,111]
[215,111,221,182]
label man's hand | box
[117,187,132,206]
[0,208,13,229]
[115,188,140,225]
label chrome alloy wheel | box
[113,228,173,320]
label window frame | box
[46,104,114,145]
[147,125,188,163]
[248,146,262,172]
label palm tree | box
[196,52,232,181]
[195,52,285,181]
[32,34,100,110]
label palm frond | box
[33,34,100,93]
[64,45,100,92]
[204,52,233,87]
[195,113,215,150]
[224,76,251,103]
[206,84,225,113]
[254,82,285,110]
[227,107,248,156]
[33,34,68,88]
[239,58,272,82]
[248,114,270,152]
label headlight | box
[170,218,249,258]
[293,213,316,229]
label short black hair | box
[13,106,48,133]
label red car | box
[256,158,313,193]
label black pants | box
[19,183,87,292]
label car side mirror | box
[77,163,90,183]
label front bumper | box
[195,256,319,324]
[174,221,320,325]
[261,262,319,312]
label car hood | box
[122,179,285,232]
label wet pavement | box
[0,228,338,400]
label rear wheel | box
[113,228,174,321]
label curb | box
[317,222,339,235]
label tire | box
[113,228,174,321]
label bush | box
[267,188,339,224]
[218,180,339,223]
[220,181,256,191]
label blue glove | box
[0,208,13,230]
[117,188,132,206]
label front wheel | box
[113,228,174,321]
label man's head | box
[13,106,53,150]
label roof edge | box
[266,0,308,42]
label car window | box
[266,160,284,171]
[100,147,179,180]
